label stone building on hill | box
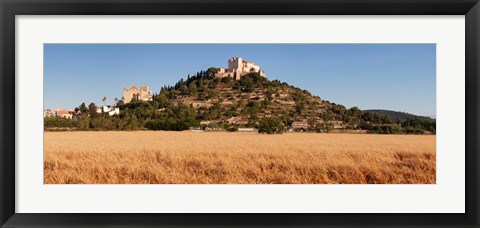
[215,57,266,80]
[292,121,309,129]
[124,84,153,103]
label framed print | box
[1,0,479,227]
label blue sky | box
[44,44,436,116]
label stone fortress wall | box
[215,57,266,80]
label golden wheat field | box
[44,131,436,184]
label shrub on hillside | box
[145,117,198,131]
[258,118,284,134]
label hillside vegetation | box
[45,69,436,134]
[366,109,434,122]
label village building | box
[123,84,153,103]
[238,128,259,133]
[43,109,56,118]
[45,108,82,119]
[205,127,225,132]
[292,121,309,129]
[96,106,120,116]
[215,57,266,80]
[199,119,221,125]
[189,127,203,132]
[55,108,74,119]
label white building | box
[43,109,56,118]
[238,128,259,133]
[96,106,120,116]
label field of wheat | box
[44,131,436,184]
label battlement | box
[216,57,266,80]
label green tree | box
[206,89,218,99]
[189,83,198,97]
[258,118,284,134]
[131,93,140,102]
[79,102,88,114]
[295,102,304,114]
[88,103,98,118]
[240,76,255,92]
[207,67,219,75]
[221,76,232,83]
[180,84,189,95]
[155,94,170,108]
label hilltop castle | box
[123,84,153,103]
[122,57,264,103]
[215,57,266,80]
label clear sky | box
[44,44,436,116]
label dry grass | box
[44,131,436,184]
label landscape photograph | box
[44,44,436,184]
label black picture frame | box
[1,0,479,227]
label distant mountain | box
[365,109,434,122]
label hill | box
[124,70,435,134]
[45,69,436,134]
[365,110,434,122]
